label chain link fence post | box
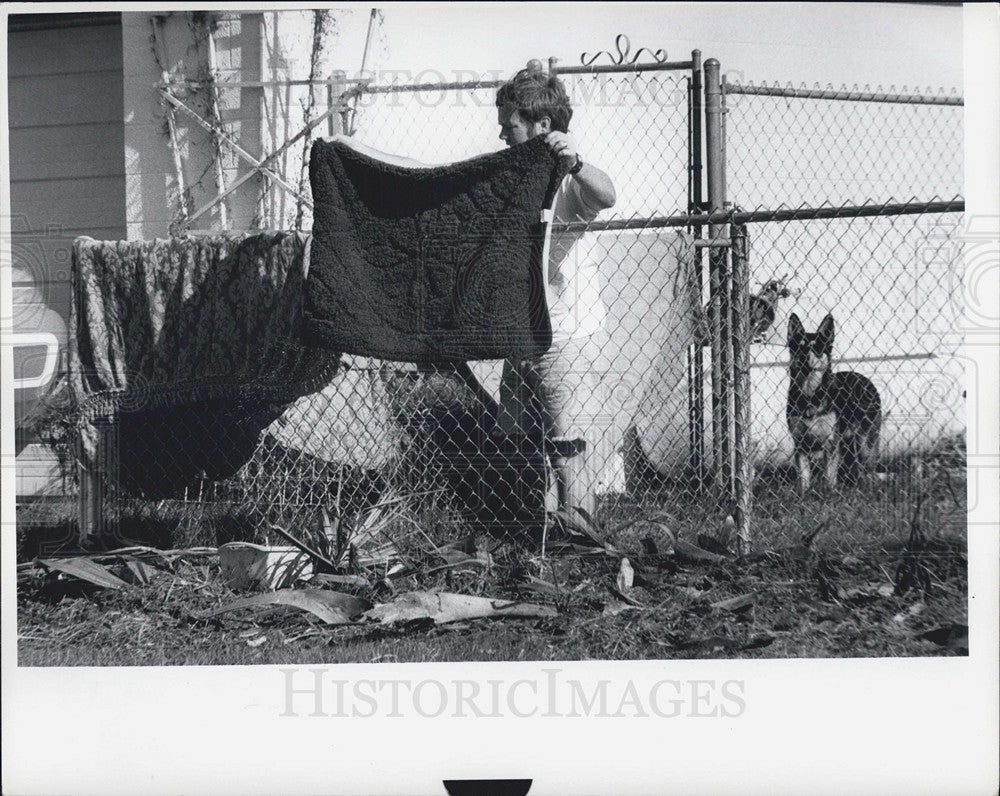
[704,58,732,501]
[730,222,752,553]
[688,50,706,489]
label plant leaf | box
[550,509,607,548]
[320,507,335,542]
[710,593,755,612]
[318,507,337,560]
[721,514,736,543]
[269,524,338,573]
[123,559,159,585]
[616,557,634,593]
[569,504,597,529]
[309,573,370,590]
[193,589,370,625]
[39,557,129,590]
[519,576,561,597]
[674,538,727,564]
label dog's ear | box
[817,314,835,350]
[787,313,804,345]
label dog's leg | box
[824,435,840,491]
[855,436,874,489]
[864,419,881,490]
[837,435,856,488]
[796,451,812,493]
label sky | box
[369,2,963,90]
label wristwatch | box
[569,154,584,175]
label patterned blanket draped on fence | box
[71,233,340,497]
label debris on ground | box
[917,624,968,654]
[15,480,969,663]
[218,542,314,591]
[709,593,754,613]
[362,591,557,627]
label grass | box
[17,460,968,665]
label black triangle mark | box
[443,779,532,796]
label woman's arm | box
[323,133,428,168]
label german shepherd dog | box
[787,313,881,492]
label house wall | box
[9,14,127,334]
[8,13,127,480]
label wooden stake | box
[204,18,229,228]
[151,16,190,226]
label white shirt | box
[547,176,606,341]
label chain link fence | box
[237,66,699,552]
[21,55,966,575]
[22,59,703,560]
[720,80,965,559]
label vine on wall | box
[151,11,228,233]
[153,10,344,233]
[294,10,338,230]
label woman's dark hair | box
[495,65,572,133]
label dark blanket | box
[71,233,340,498]
[305,136,565,362]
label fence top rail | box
[347,77,508,97]
[345,37,692,96]
[552,60,694,76]
[553,199,965,233]
[347,63,693,98]
[724,81,963,106]
[159,76,369,91]
[552,214,701,233]
[727,200,964,224]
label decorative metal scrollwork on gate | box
[581,34,669,67]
